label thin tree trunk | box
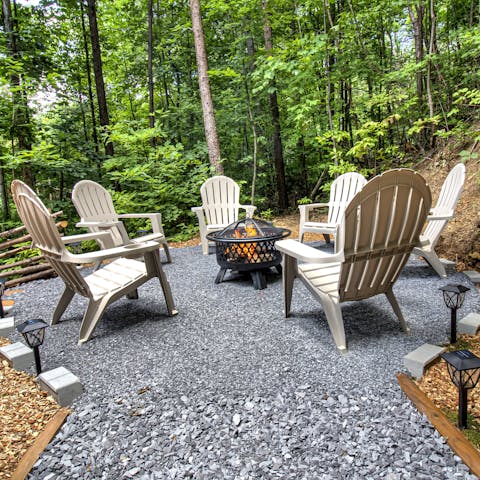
[262,0,288,209]
[80,0,99,157]
[408,4,425,104]
[323,0,338,167]
[189,0,223,174]
[426,0,436,145]
[148,0,155,146]
[86,0,114,157]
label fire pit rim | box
[206,218,291,243]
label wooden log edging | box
[11,408,70,480]
[397,373,480,477]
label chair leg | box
[162,240,172,263]
[146,250,178,317]
[282,254,297,317]
[299,229,305,243]
[52,287,75,325]
[79,297,110,344]
[421,250,447,278]
[385,288,410,334]
[321,297,347,353]
[201,236,209,255]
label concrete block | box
[37,367,83,407]
[0,342,34,371]
[404,343,446,379]
[0,316,14,337]
[458,313,480,335]
[463,270,480,285]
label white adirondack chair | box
[72,180,171,263]
[12,181,177,344]
[413,163,466,277]
[277,169,431,352]
[299,172,367,244]
[191,176,256,255]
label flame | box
[227,225,260,261]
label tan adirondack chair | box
[413,163,466,277]
[72,180,171,263]
[299,172,367,244]
[12,181,177,344]
[11,179,115,249]
[191,176,256,255]
[277,169,431,353]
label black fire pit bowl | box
[206,218,291,289]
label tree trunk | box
[426,0,437,145]
[189,0,223,174]
[86,0,114,157]
[148,0,155,146]
[80,0,99,157]
[262,0,288,209]
[408,3,425,104]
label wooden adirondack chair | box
[12,181,177,344]
[413,163,466,277]
[191,176,256,255]
[299,172,367,244]
[72,180,171,263]
[277,169,431,352]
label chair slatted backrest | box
[200,176,240,226]
[338,169,431,302]
[72,180,118,223]
[327,172,367,225]
[423,163,465,248]
[72,180,130,246]
[12,185,90,297]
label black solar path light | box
[441,350,480,429]
[0,277,6,318]
[439,284,470,344]
[16,319,48,375]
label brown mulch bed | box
[0,337,62,479]
[416,334,480,450]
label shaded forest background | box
[1,0,479,242]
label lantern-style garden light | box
[16,319,48,375]
[439,284,470,344]
[440,350,480,429]
[0,277,6,318]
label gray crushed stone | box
[7,244,479,479]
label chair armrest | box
[298,203,329,224]
[427,208,454,221]
[276,239,344,264]
[62,240,159,264]
[76,220,125,229]
[239,205,256,218]
[118,213,163,234]
[60,232,113,245]
[298,203,329,212]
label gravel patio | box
[10,244,480,479]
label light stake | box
[441,350,480,429]
[0,277,6,318]
[439,284,470,343]
[16,319,48,375]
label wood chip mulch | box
[416,335,480,423]
[0,337,62,480]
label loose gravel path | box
[9,245,480,479]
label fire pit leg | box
[251,270,267,290]
[215,268,227,284]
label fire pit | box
[206,218,291,289]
